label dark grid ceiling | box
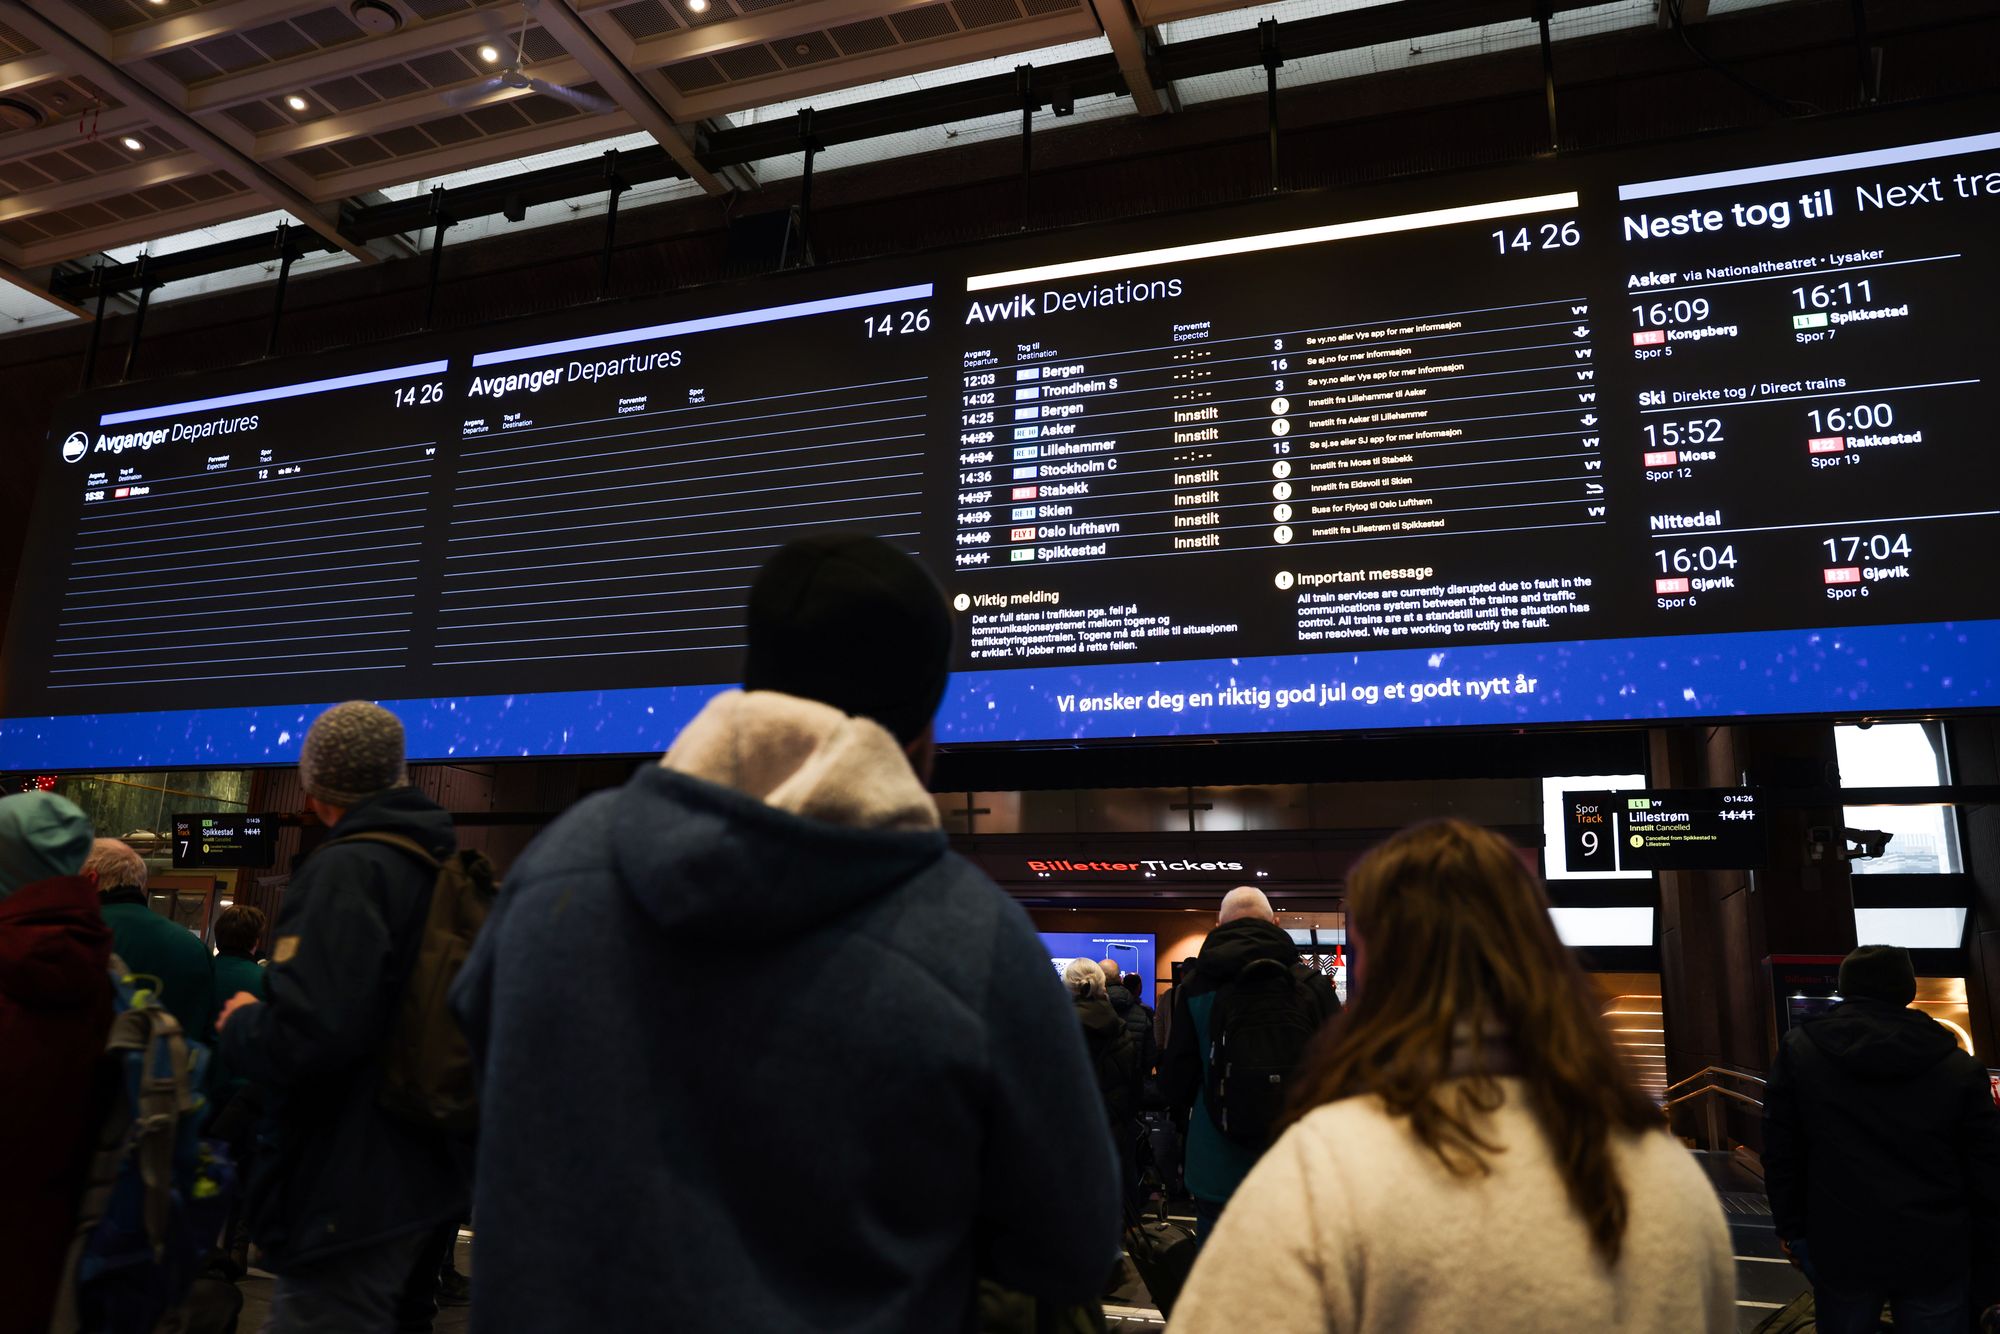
[0,0,1862,319]
[0,0,1141,283]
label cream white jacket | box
[1169,1078,1736,1334]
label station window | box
[1834,722,1962,875]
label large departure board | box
[7,101,2000,768]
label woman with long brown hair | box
[1169,819,1734,1332]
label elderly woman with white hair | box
[1066,957,1142,1174]
[90,836,218,1040]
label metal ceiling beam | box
[17,191,276,269]
[1090,0,1173,117]
[340,142,687,243]
[0,0,377,265]
[304,113,655,203]
[0,104,149,159]
[670,13,1102,120]
[45,223,341,297]
[518,0,734,194]
[0,149,211,224]
[0,252,94,319]
[0,51,69,95]
[113,0,336,62]
[703,45,1126,162]
[1151,0,1610,84]
[624,0,962,68]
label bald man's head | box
[1217,886,1276,925]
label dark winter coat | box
[1763,997,2000,1290]
[208,949,266,1103]
[1161,919,1342,1204]
[217,788,469,1269]
[1077,992,1141,1130]
[100,888,217,1041]
[1107,983,1157,1077]
[0,875,113,1334]
[452,691,1121,1334]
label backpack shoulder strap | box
[328,830,441,870]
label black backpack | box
[330,832,497,1134]
[1203,959,1322,1147]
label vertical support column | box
[793,109,817,270]
[422,186,452,332]
[1950,718,2000,1059]
[599,149,628,298]
[1260,19,1282,193]
[1849,0,1877,106]
[80,263,108,391]
[1535,0,1560,152]
[119,254,153,384]
[1654,722,1856,1144]
[1016,64,1035,231]
[265,221,297,358]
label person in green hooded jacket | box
[86,837,216,1041]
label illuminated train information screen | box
[7,105,2000,767]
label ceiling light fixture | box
[478,44,500,63]
[349,0,405,32]
[687,0,710,11]
[285,94,308,111]
[121,135,144,151]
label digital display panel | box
[1038,932,1157,994]
[171,812,276,868]
[7,103,2000,768]
[1564,788,1766,871]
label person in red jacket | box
[0,790,110,1334]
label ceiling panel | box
[0,22,40,61]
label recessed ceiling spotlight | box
[478,44,500,63]
[793,40,810,55]
[687,0,710,11]
[286,94,308,111]
[121,135,144,151]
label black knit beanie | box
[1839,944,1917,1006]
[742,535,953,745]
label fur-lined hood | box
[607,690,947,936]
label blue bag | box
[50,963,237,1334]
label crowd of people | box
[3,532,1998,1334]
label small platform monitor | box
[171,813,276,869]
[1564,788,1766,871]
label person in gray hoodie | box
[451,534,1121,1332]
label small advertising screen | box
[1564,788,1765,871]
[171,813,276,869]
[1038,932,1157,1000]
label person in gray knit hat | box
[216,701,466,1330]
[299,700,408,809]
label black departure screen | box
[6,103,2000,767]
